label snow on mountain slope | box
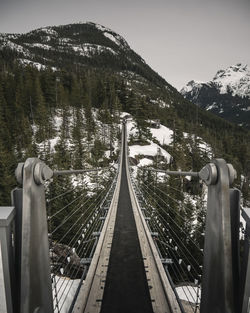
[181,63,250,99]
[180,63,250,128]
[129,143,172,163]
[150,124,173,146]
[213,63,250,98]
[122,114,172,165]
[180,80,206,101]
[0,22,130,61]
[124,113,212,168]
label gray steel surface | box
[230,189,241,312]
[146,168,199,177]
[200,159,235,313]
[241,208,250,313]
[11,188,23,313]
[19,158,53,313]
[0,207,15,313]
[54,167,108,176]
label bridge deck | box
[74,125,180,313]
[100,137,154,313]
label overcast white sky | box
[0,0,249,89]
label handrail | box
[72,127,124,313]
[124,123,182,313]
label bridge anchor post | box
[15,158,54,313]
[200,159,237,313]
[0,206,15,313]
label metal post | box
[200,159,237,313]
[241,208,250,313]
[11,188,23,313]
[0,206,15,313]
[230,189,241,312]
[15,158,54,313]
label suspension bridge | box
[0,121,250,313]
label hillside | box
[0,22,169,88]
[180,63,250,128]
[0,22,250,206]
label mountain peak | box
[180,63,250,128]
[0,22,167,88]
[181,63,250,99]
[212,63,250,97]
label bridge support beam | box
[0,207,15,313]
[200,159,237,313]
[240,208,250,313]
[15,158,54,313]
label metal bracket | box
[15,161,53,186]
[144,161,236,187]
[34,163,53,185]
[0,207,15,313]
[15,163,24,185]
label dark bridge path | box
[100,130,154,313]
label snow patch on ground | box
[70,43,117,57]
[206,102,218,111]
[59,37,72,44]
[183,133,213,158]
[18,58,57,71]
[39,27,58,36]
[25,43,52,50]
[0,39,31,57]
[129,143,171,163]
[138,158,153,167]
[124,113,172,165]
[52,275,81,313]
[150,125,173,146]
[103,32,121,46]
[176,285,201,304]
[18,58,46,70]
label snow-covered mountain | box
[212,63,250,98]
[0,22,169,89]
[0,22,130,61]
[180,63,250,128]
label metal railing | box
[0,159,118,313]
[0,128,249,313]
[128,155,249,313]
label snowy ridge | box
[0,37,32,57]
[180,63,250,128]
[181,63,250,99]
[69,43,117,57]
[0,22,131,70]
[38,27,58,36]
[91,22,130,49]
[24,43,53,50]
[213,63,250,98]
[18,58,57,71]
[0,22,167,91]
[180,80,205,97]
